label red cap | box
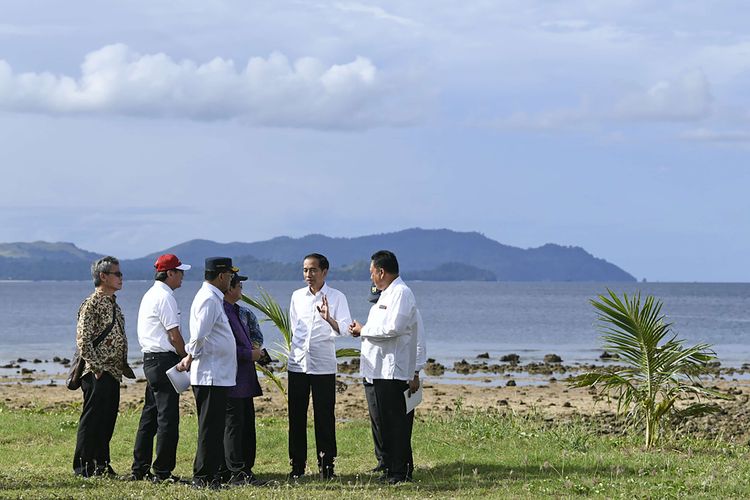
[154,254,191,272]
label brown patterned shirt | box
[76,289,128,381]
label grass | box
[1,401,750,498]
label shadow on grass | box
[412,461,640,491]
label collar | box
[379,276,404,298]
[203,281,225,301]
[94,289,117,301]
[153,280,174,295]
[305,282,329,297]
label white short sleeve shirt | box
[137,281,182,354]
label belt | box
[143,352,179,361]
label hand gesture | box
[349,320,362,337]
[316,294,330,322]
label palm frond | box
[570,289,723,448]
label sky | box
[1,0,749,282]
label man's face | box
[369,261,386,290]
[303,257,327,292]
[166,269,184,290]
[100,264,123,292]
[225,280,243,303]
[217,271,233,293]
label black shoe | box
[320,467,336,480]
[122,471,153,481]
[371,464,387,473]
[387,475,408,485]
[376,473,389,482]
[152,474,185,484]
[93,465,117,478]
[287,468,305,480]
[229,471,262,486]
[191,478,223,490]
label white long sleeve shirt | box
[288,283,352,375]
[360,277,418,381]
[186,282,237,386]
[137,281,181,354]
[413,309,427,373]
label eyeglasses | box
[103,271,123,278]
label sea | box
[2,280,749,374]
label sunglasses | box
[103,271,123,278]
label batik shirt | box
[76,289,128,381]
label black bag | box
[66,301,118,390]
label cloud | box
[0,44,418,129]
[613,69,712,121]
[681,128,750,143]
[492,70,715,131]
[333,2,419,27]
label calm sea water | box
[1,281,749,368]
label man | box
[349,250,418,484]
[128,254,191,482]
[177,257,238,489]
[363,283,426,479]
[73,256,128,477]
[287,253,352,479]
[221,272,264,486]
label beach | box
[3,358,750,444]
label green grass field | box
[1,401,749,499]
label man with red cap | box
[127,254,191,483]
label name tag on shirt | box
[379,305,387,309]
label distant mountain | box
[0,229,636,282]
[0,242,103,281]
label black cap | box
[230,273,248,287]
[368,282,381,304]
[205,257,239,273]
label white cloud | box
[613,69,712,121]
[0,43,417,129]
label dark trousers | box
[73,372,120,476]
[131,352,181,478]
[287,371,336,470]
[370,379,410,480]
[193,385,229,482]
[224,397,256,474]
[364,379,415,476]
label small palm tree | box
[570,289,728,448]
[241,288,360,398]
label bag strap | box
[92,301,118,348]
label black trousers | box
[364,379,415,476]
[370,379,410,480]
[224,397,256,474]
[287,371,336,470]
[73,372,120,476]
[131,352,181,478]
[192,385,229,482]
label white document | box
[166,365,190,394]
[404,385,423,414]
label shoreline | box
[2,357,750,444]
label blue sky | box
[1,1,749,281]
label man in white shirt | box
[177,257,238,489]
[350,250,418,484]
[364,281,426,480]
[287,253,352,479]
[128,254,190,483]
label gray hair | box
[92,256,119,287]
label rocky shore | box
[2,351,750,445]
